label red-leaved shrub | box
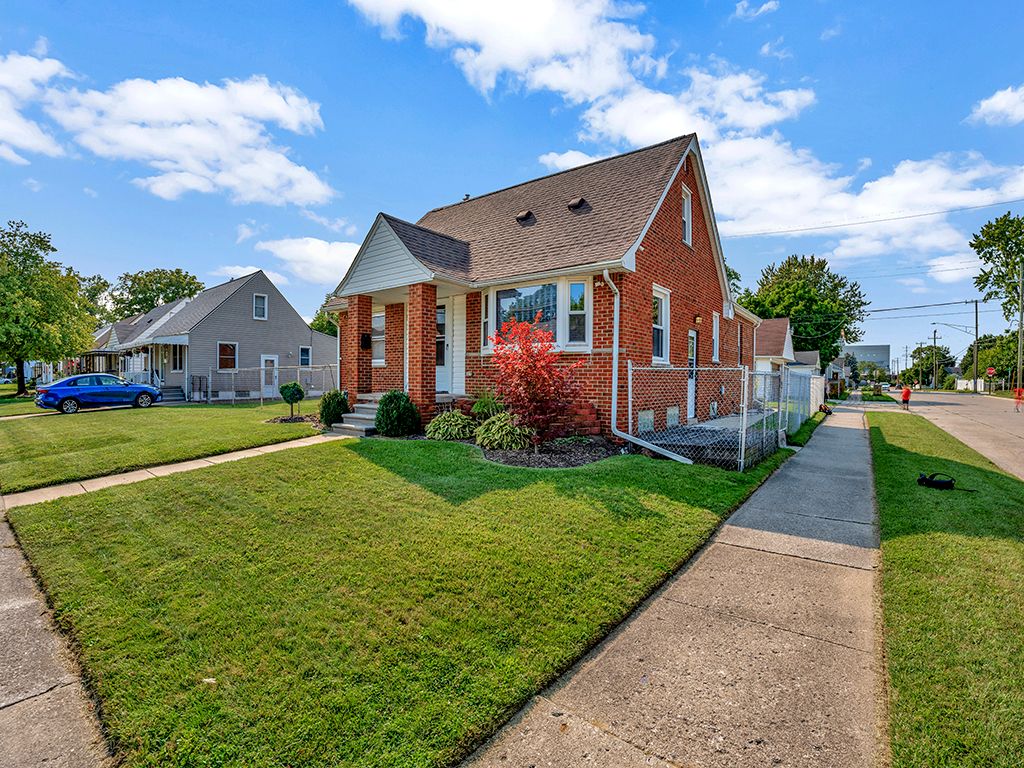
[490,312,583,447]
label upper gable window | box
[253,293,268,321]
[681,184,693,246]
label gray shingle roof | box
[409,134,694,283]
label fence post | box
[207,367,212,404]
[231,369,235,406]
[739,365,749,471]
[627,359,633,435]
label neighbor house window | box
[171,345,185,372]
[652,286,670,363]
[253,293,268,320]
[218,342,237,370]
[712,311,720,363]
[568,282,587,344]
[371,313,385,365]
[681,184,693,246]
[497,283,558,339]
[299,346,311,366]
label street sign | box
[986,367,996,377]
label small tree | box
[280,381,305,417]
[490,312,582,449]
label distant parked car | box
[880,383,891,392]
[35,374,162,414]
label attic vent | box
[515,210,533,223]
[567,197,586,210]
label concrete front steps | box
[160,386,186,403]
[329,393,380,437]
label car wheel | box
[135,393,153,408]
[59,398,80,414]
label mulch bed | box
[266,414,325,431]
[404,434,622,468]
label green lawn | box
[787,410,825,446]
[859,391,896,402]
[0,382,39,417]
[867,412,1024,767]
[8,439,787,768]
[1,400,319,494]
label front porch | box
[331,390,469,437]
[81,343,190,400]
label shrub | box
[490,312,582,447]
[319,389,350,427]
[475,411,533,451]
[425,409,476,441]
[279,381,305,417]
[470,388,504,421]
[374,390,421,436]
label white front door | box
[261,355,279,398]
[687,330,698,421]
[435,302,452,392]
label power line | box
[722,196,1024,238]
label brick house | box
[328,134,761,437]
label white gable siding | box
[340,220,432,296]
[452,293,466,394]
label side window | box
[299,346,312,367]
[371,313,385,365]
[218,342,238,370]
[681,184,692,246]
[253,294,268,320]
[738,324,744,365]
[568,281,588,344]
[480,292,490,349]
[712,312,720,363]
[652,287,670,363]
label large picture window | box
[497,283,558,339]
[218,342,237,370]
[481,277,591,351]
[371,313,385,365]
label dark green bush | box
[475,411,532,450]
[470,388,504,421]
[425,409,476,440]
[375,390,421,436]
[279,381,305,417]
[319,389,350,427]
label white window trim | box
[170,344,185,373]
[217,341,238,371]
[371,311,386,367]
[253,293,268,321]
[652,284,671,365]
[712,311,721,363]
[737,324,743,366]
[298,345,312,367]
[680,183,693,247]
[479,276,593,354]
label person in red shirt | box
[901,385,912,410]
[1015,386,1023,413]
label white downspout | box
[602,269,692,464]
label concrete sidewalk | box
[467,408,883,767]
[2,434,346,511]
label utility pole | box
[974,299,979,394]
[933,329,938,389]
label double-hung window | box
[652,286,670,363]
[568,281,587,344]
[299,346,311,367]
[371,313,385,365]
[253,294,268,320]
[681,184,693,246]
[712,311,720,363]
[480,294,490,349]
[480,277,591,352]
[170,345,185,372]
[218,342,237,370]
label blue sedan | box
[35,374,162,414]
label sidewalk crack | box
[0,679,76,712]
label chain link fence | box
[193,365,336,404]
[626,363,820,471]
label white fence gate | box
[626,363,817,471]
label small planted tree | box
[490,311,582,449]
[280,381,305,418]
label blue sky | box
[3,1,1023,366]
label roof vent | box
[515,210,533,223]
[567,196,586,210]
[463,193,470,201]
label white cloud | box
[732,1,779,21]
[44,74,334,205]
[255,237,360,284]
[896,277,928,294]
[538,148,608,171]
[856,157,872,172]
[211,264,290,286]
[759,37,792,60]
[820,24,842,41]
[927,254,983,284]
[348,0,654,103]
[968,84,1024,126]
[23,177,42,192]
[300,209,357,235]
[83,186,97,197]
[31,37,49,57]
[0,51,69,164]
[236,221,261,243]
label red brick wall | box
[336,308,349,392]
[343,295,372,398]
[371,303,405,392]
[407,283,436,423]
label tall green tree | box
[109,268,204,318]
[909,343,954,387]
[0,221,96,395]
[725,265,742,296]
[310,293,338,337]
[738,254,868,363]
[79,273,114,327]
[971,213,1024,386]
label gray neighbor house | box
[83,271,336,402]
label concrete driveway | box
[863,391,1024,481]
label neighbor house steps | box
[160,386,186,403]
[329,394,379,437]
